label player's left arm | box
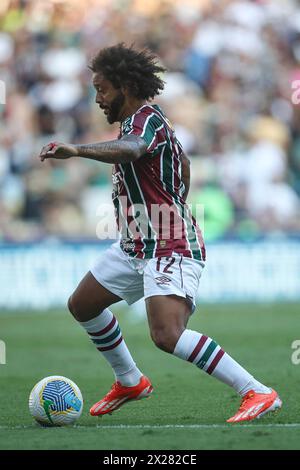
[39,135,148,164]
[181,151,190,202]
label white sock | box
[173,329,270,396]
[80,309,143,387]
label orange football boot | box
[227,389,282,423]
[90,375,153,416]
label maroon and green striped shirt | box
[112,104,206,261]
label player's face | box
[93,73,125,124]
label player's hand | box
[39,142,79,162]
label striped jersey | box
[112,103,206,261]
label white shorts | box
[90,242,205,311]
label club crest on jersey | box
[155,275,172,285]
[120,239,135,252]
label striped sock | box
[173,329,270,396]
[80,309,143,387]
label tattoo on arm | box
[75,135,148,164]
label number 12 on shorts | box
[156,257,176,274]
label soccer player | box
[39,44,281,423]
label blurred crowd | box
[1,0,300,242]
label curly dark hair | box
[89,43,166,100]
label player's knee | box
[68,293,107,322]
[67,294,85,321]
[150,328,180,354]
[67,295,76,317]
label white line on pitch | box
[0,424,300,430]
[78,424,300,429]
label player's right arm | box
[39,135,148,164]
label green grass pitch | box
[0,303,299,450]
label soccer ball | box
[29,376,83,426]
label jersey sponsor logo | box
[155,275,172,285]
[112,170,122,185]
[122,121,133,134]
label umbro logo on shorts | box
[155,276,172,285]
